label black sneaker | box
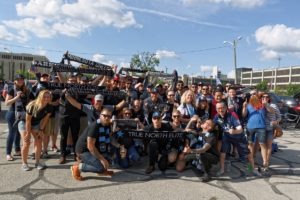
[145,166,155,174]
[202,173,211,182]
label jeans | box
[115,145,140,169]
[79,152,105,173]
[5,111,20,155]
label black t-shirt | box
[8,87,28,112]
[202,131,219,157]
[62,93,82,118]
[26,103,53,126]
[75,120,111,154]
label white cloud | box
[92,53,114,66]
[0,25,15,41]
[155,50,178,59]
[181,0,266,9]
[0,25,29,43]
[4,18,56,38]
[16,0,62,19]
[227,70,235,78]
[255,24,300,60]
[36,47,47,56]
[200,65,214,73]
[2,0,138,41]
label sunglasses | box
[172,115,180,118]
[101,114,112,118]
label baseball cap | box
[152,111,161,118]
[198,96,207,102]
[147,84,154,88]
[14,74,25,80]
[94,94,104,101]
[151,88,158,93]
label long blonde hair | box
[26,90,52,117]
[180,90,196,106]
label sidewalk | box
[0,117,300,199]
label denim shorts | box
[18,121,40,132]
[266,129,273,141]
[247,128,266,144]
[221,133,249,158]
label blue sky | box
[0,0,300,78]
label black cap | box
[151,88,158,93]
[14,74,25,80]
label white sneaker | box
[35,163,46,170]
[21,164,30,171]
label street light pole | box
[224,36,242,85]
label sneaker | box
[21,164,30,171]
[58,156,66,164]
[71,165,83,181]
[262,167,271,176]
[202,173,211,182]
[145,165,155,174]
[252,169,262,177]
[35,163,46,170]
[216,169,225,177]
[42,152,50,159]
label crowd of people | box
[2,69,282,182]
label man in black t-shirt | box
[177,119,219,182]
[144,111,174,174]
[71,108,114,181]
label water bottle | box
[247,163,253,172]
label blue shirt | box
[213,111,243,138]
[246,104,266,129]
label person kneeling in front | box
[71,108,114,181]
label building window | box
[242,73,251,78]
[291,77,300,82]
[291,68,300,74]
[276,77,289,83]
[263,71,272,77]
[252,72,262,78]
[276,69,289,76]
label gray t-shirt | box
[81,104,114,125]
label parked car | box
[278,95,298,108]
[267,92,288,114]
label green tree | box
[256,80,268,91]
[16,69,35,80]
[130,52,160,71]
[286,83,300,96]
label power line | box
[0,41,227,57]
